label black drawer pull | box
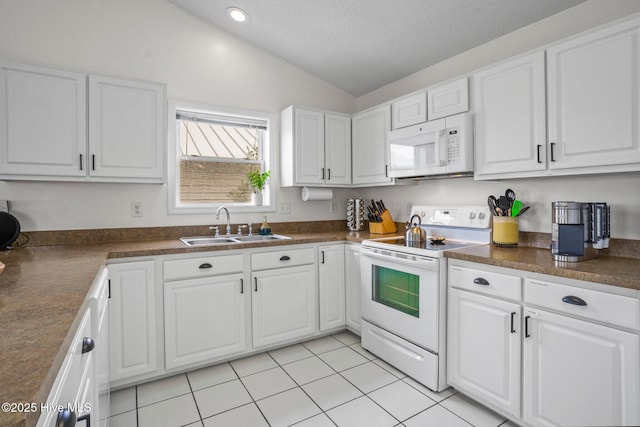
[279,255,291,261]
[510,312,516,333]
[82,337,95,354]
[199,263,213,269]
[473,277,490,286]
[562,295,587,306]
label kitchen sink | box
[179,234,291,247]
[232,234,291,242]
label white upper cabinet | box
[281,106,351,187]
[473,51,547,178]
[547,17,640,170]
[475,16,640,180]
[88,75,164,180]
[0,60,165,182]
[428,77,469,121]
[0,60,87,177]
[392,91,427,129]
[352,104,393,185]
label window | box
[168,101,275,213]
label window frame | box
[167,99,277,214]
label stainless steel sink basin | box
[179,236,238,246]
[232,234,291,242]
[179,234,291,247]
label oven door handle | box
[362,251,438,271]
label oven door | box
[360,247,441,351]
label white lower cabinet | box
[318,244,346,331]
[251,247,317,348]
[448,260,640,427]
[108,260,158,384]
[344,244,361,333]
[164,273,246,370]
[37,308,94,427]
[448,288,521,418]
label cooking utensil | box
[487,196,498,216]
[505,188,516,203]
[516,205,530,216]
[498,196,511,215]
[511,200,523,217]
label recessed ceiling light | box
[226,7,248,23]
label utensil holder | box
[493,216,519,246]
[369,210,397,234]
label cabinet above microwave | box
[387,113,473,179]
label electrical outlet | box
[132,202,143,218]
[279,201,291,214]
[0,200,8,213]
[329,201,337,213]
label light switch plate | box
[0,200,8,213]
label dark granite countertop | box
[0,227,637,427]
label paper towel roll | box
[301,187,333,201]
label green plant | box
[247,169,270,193]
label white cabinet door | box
[547,17,640,171]
[0,60,87,178]
[473,51,547,178]
[352,105,393,185]
[88,75,164,181]
[344,244,361,333]
[292,108,325,185]
[428,78,469,120]
[392,91,427,129]
[318,244,346,331]
[523,308,640,427]
[448,288,521,418]
[108,261,158,383]
[252,264,317,348]
[324,113,351,185]
[164,273,246,370]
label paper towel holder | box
[301,187,333,201]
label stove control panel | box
[410,206,491,229]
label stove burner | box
[430,239,446,245]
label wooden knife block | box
[368,210,397,234]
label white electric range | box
[360,206,491,391]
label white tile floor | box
[108,331,519,427]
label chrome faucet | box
[216,206,231,236]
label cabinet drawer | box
[525,279,640,330]
[449,265,522,301]
[251,248,314,271]
[164,254,244,281]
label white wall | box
[0,0,356,231]
[355,0,640,240]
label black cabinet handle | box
[550,142,556,162]
[91,154,96,171]
[57,408,77,427]
[562,295,587,306]
[279,255,290,261]
[240,278,244,294]
[82,337,95,354]
[510,312,516,333]
[525,316,531,338]
[321,168,325,180]
[321,251,325,264]
[79,154,84,171]
[78,413,91,427]
[254,277,258,292]
[536,144,542,163]
[385,164,389,177]
[199,263,212,269]
[473,277,490,286]
[327,168,331,180]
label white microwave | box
[386,113,473,178]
